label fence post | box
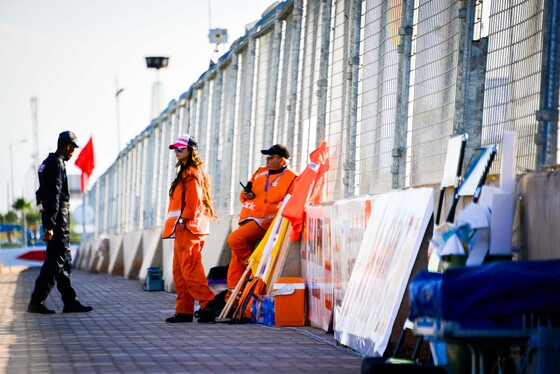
[536,0,560,169]
[286,0,303,152]
[392,0,414,189]
[455,0,486,169]
[343,0,362,198]
[266,17,283,144]
[316,0,332,146]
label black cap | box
[261,144,290,159]
[58,131,79,148]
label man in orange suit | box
[226,144,298,303]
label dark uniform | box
[30,152,78,305]
[28,130,92,314]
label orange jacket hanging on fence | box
[238,166,297,231]
[282,141,329,240]
[162,167,210,239]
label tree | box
[1,211,19,224]
[25,210,41,227]
[12,198,32,247]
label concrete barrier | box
[95,236,110,273]
[278,238,302,278]
[202,216,234,273]
[87,239,99,273]
[158,217,237,293]
[74,241,83,269]
[108,234,124,276]
[122,230,143,279]
[162,239,175,293]
[138,226,163,284]
[75,240,89,270]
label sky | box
[0,0,273,214]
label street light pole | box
[9,138,27,207]
[115,78,125,152]
[145,57,169,120]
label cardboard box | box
[273,277,305,326]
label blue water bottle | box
[250,299,258,324]
[262,297,275,325]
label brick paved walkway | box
[0,267,362,373]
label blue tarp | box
[409,260,560,321]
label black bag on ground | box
[207,265,228,281]
[213,289,228,316]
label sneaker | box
[62,301,93,313]
[165,313,194,323]
[197,300,217,323]
[27,302,55,314]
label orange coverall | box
[163,167,214,314]
[227,166,297,290]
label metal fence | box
[87,0,559,237]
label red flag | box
[75,136,95,191]
[282,141,330,241]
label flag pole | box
[82,187,86,237]
[74,135,95,239]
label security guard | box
[27,131,93,314]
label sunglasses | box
[174,148,184,153]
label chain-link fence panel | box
[276,14,293,147]
[295,0,324,170]
[220,58,240,216]
[253,31,274,168]
[233,43,256,213]
[407,0,461,187]
[84,0,557,240]
[326,0,350,200]
[482,0,544,173]
[356,0,402,195]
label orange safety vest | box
[162,166,210,238]
[238,166,297,230]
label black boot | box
[197,300,217,323]
[27,301,55,314]
[63,301,93,313]
[165,313,194,323]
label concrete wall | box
[107,235,124,276]
[76,219,235,292]
[75,170,560,299]
[138,226,163,284]
[122,230,143,280]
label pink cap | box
[169,134,198,150]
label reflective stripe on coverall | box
[162,167,209,239]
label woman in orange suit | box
[162,134,218,323]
